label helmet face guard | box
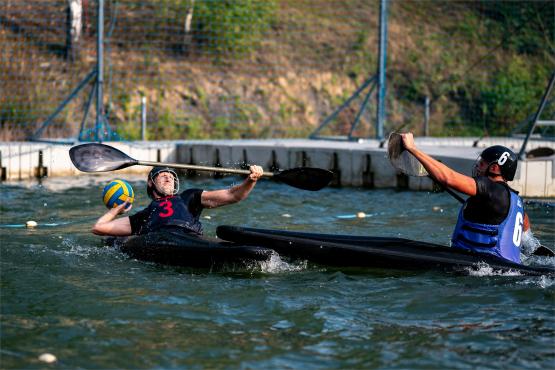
[147,167,180,198]
[472,156,497,178]
[472,156,483,178]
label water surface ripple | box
[1,175,554,369]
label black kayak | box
[108,229,273,268]
[216,226,555,276]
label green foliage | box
[346,29,375,79]
[2,0,553,140]
[116,120,141,140]
[185,116,210,139]
[0,97,36,130]
[477,58,546,134]
[212,116,232,138]
[443,117,488,137]
[475,1,554,57]
[154,108,188,139]
[193,0,276,57]
[112,90,141,140]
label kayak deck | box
[216,226,555,276]
[108,229,273,268]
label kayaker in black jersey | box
[92,165,263,237]
[400,132,538,264]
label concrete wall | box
[174,140,554,197]
[0,141,177,180]
[1,138,554,197]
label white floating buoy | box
[281,214,291,218]
[38,353,57,363]
[203,215,212,220]
[432,206,442,212]
[26,220,38,228]
[356,212,366,218]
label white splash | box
[537,275,555,288]
[466,262,522,277]
[515,275,555,288]
[54,237,118,259]
[258,252,307,273]
[521,230,542,256]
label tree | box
[66,0,83,61]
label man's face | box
[472,158,501,178]
[472,158,489,177]
[154,172,175,196]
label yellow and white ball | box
[102,179,134,209]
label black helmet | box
[475,145,518,181]
[147,167,179,199]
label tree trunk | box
[66,0,83,61]
[183,0,195,54]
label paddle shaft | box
[137,160,275,178]
[432,179,465,204]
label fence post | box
[424,96,430,136]
[0,151,6,181]
[95,0,105,142]
[376,0,389,140]
[141,96,147,141]
[34,150,48,178]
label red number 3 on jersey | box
[159,200,174,218]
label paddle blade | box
[533,245,555,257]
[274,167,334,191]
[388,132,428,177]
[69,143,138,172]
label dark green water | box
[1,175,554,369]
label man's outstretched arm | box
[400,133,477,196]
[92,202,133,236]
[201,165,263,208]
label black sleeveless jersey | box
[462,177,514,225]
[129,189,204,235]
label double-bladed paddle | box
[387,132,555,258]
[69,143,333,191]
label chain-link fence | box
[1,0,553,141]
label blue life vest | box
[451,189,524,263]
[141,195,203,236]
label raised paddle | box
[387,132,555,258]
[69,143,333,191]
[388,132,465,202]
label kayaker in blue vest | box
[400,132,537,264]
[92,165,263,237]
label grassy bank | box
[1,0,553,141]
